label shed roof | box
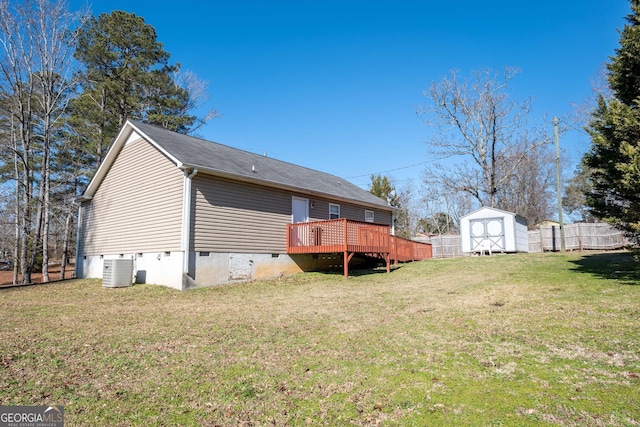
[80,120,392,211]
[461,206,528,224]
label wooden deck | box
[286,219,432,278]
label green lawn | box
[1,252,639,426]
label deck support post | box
[343,251,355,278]
[286,219,432,277]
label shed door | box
[470,217,505,252]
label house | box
[460,207,529,254]
[75,120,429,290]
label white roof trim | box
[127,120,182,166]
[461,206,527,222]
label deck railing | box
[287,219,390,253]
[390,235,433,262]
[286,219,432,276]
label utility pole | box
[554,116,566,251]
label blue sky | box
[79,0,628,191]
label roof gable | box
[461,206,528,224]
[80,120,392,211]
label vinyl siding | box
[192,175,291,253]
[309,198,393,225]
[192,174,394,253]
[78,136,184,255]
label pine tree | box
[369,174,412,238]
[583,0,640,245]
[69,11,196,168]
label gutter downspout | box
[181,168,198,286]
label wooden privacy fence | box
[414,234,462,259]
[528,223,627,252]
[418,222,627,257]
[287,219,432,277]
[391,235,433,262]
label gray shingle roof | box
[129,120,392,210]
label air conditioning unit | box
[102,259,134,288]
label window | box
[365,210,374,223]
[329,203,340,219]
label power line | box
[345,161,431,179]
[352,176,421,189]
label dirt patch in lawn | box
[0,263,74,287]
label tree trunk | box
[41,157,50,283]
[12,122,19,286]
[41,114,52,283]
[28,148,46,283]
[19,119,32,285]
[60,212,72,280]
[12,188,19,285]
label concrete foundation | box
[78,251,364,290]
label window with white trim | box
[329,203,340,219]
[365,210,374,223]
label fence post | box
[578,223,583,252]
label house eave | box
[181,163,394,212]
[76,195,92,203]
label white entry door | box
[291,197,309,245]
[292,197,309,224]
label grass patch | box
[1,252,639,425]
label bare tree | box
[418,179,473,234]
[417,68,554,216]
[563,65,615,223]
[0,186,12,260]
[0,0,86,284]
[31,0,86,282]
[172,69,219,132]
[0,2,37,284]
[570,64,613,133]
[494,143,555,226]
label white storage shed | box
[460,207,529,254]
